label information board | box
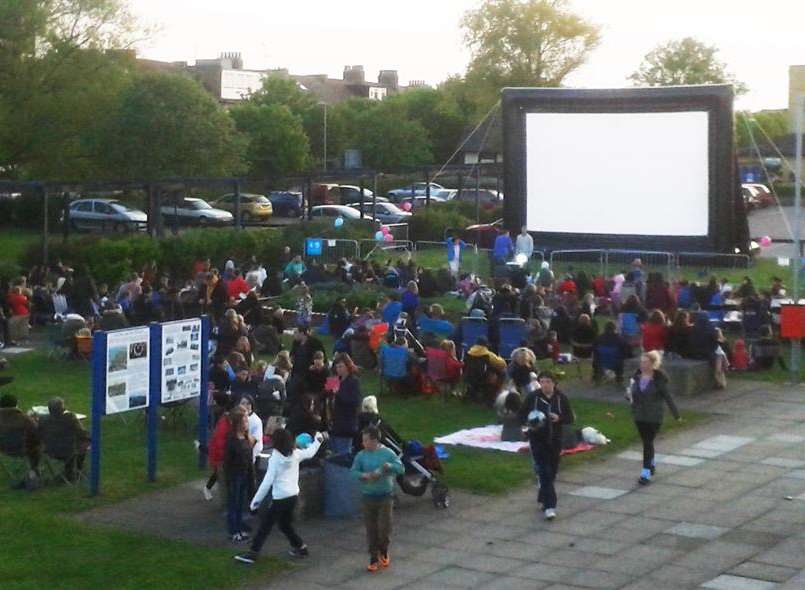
[160,319,203,403]
[105,326,150,415]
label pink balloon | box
[384,233,394,242]
[401,201,412,212]
[760,235,772,247]
[380,225,389,233]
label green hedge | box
[23,220,375,286]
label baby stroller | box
[376,418,449,509]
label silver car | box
[64,198,148,232]
[160,197,233,226]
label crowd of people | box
[0,232,795,572]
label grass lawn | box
[0,229,41,266]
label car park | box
[267,191,303,217]
[211,193,273,221]
[345,201,411,224]
[63,198,148,232]
[310,205,380,227]
[160,197,233,226]
[387,182,446,200]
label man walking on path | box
[351,426,404,573]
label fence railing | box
[676,252,751,271]
[302,238,359,266]
[549,249,606,277]
[605,249,674,278]
[384,223,409,241]
[359,239,415,261]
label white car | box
[64,198,148,232]
[309,205,380,226]
[160,197,233,226]
[345,201,411,224]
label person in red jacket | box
[641,310,668,352]
[227,270,251,302]
[557,276,577,296]
[592,275,608,298]
[6,287,30,317]
[203,409,234,500]
[440,339,464,384]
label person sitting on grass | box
[350,425,405,573]
[234,429,326,564]
[37,397,90,483]
[0,393,40,488]
[495,388,526,442]
[354,396,381,451]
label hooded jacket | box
[466,344,507,372]
[518,389,574,448]
[629,369,680,424]
[252,437,322,503]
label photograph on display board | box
[105,327,150,415]
[160,319,202,403]
[108,346,128,373]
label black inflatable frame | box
[502,85,746,253]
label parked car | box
[454,188,504,208]
[160,197,233,226]
[311,183,383,206]
[741,186,760,211]
[461,218,504,248]
[212,193,273,221]
[742,183,774,207]
[63,198,148,233]
[345,201,411,224]
[398,195,447,211]
[387,182,446,201]
[267,191,303,217]
[309,205,380,227]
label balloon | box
[334,216,344,228]
[374,230,384,241]
[760,235,772,247]
[401,201,412,212]
[384,233,394,242]
[380,225,389,234]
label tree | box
[230,103,311,177]
[0,0,139,179]
[346,101,433,171]
[630,37,747,94]
[462,0,601,107]
[735,110,789,149]
[100,72,245,179]
[385,88,468,165]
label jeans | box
[635,421,661,469]
[331,436,352,456]
[226,472,249,535]
[529,439,561,510]
[251,496,304,553]
[362,495,393,560]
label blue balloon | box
[296,433,314,449]
[334,216,344,228]
[375,230,384,241]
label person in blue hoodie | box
[351,425,404,573]
[446,236,468,280]
[493,229,514,265]
[381,294,402,327]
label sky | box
[131,0,805,112]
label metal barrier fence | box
[385,223,409,241]
[549,249,606,277]
[302,238,359,266]
[359,239,414,261]
[605,249,674,279]
[675,252,751,276]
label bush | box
[408,205,472,242]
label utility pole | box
[792,95,803,382]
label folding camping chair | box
[379,344,410,394]
[425,347,456,402]
[497,317,527,359]
[592,344,624,385]
[618,312,641,348]
[459,317,488,358]
[0,429,33,486]
[39,419,88,486]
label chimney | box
[343,65,365,85]
[378,69,399,90]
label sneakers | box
[202,486,213,501]
[289,546,309,558]
[230,532,249,543]
[379,553,390,568]
[650,465,656,476]
[544,508,557,520]
[638,476,651,486]
[367,560,379,573]
[234,551,257,564]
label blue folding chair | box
[497,317,526,359]
[592,344,623,383]
[707,292,724,325]
[379,344,410,394]
[459,317,488,357]
[618,312,641,347]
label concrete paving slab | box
[691,435,755,453]
[768,433,805,444]
[666,522,727,540]
[701,574,778,590]
[568,486,629,500]
[729,561,801,584]
[760,458,805,469]
[617,450,705,466]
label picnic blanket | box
[434,425,597,456]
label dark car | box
[268,191,303,217]
[454,188,503,209]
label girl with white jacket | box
[234,428,326,564]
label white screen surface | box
[525,111,709,236]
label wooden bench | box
[624,357,714,397]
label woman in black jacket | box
[517,370,574,520]
[330,353,361,455]
[626,351,681,485]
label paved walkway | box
[77,379,805,590]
